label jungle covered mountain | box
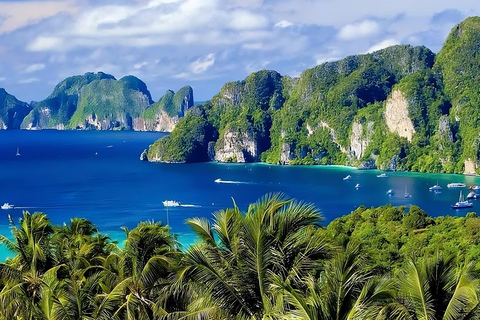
[148,17,480,174]
[0,72,194,132]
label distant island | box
[145,16,480,175]
[0,72,194,132]
[3,17,480,175]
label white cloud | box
[27,36,62,51]
[275,20,294,28]
[19,77,40,84]
[228,10,268,30]
[315,56,341,65]
[190,53,215,74]
[24,63,45,74]
[366,38,399,53]
[0,1,77,34]
[338,20,380,40]
[134,62,149,69]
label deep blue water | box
[1,130,479,260]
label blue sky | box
[0,0,477,103]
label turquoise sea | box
[1,130,479,260]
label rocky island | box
[145,17,480,175]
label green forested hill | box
[0,88,31,129]
[148,16,480,174]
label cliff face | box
[0,89,31,129]
[384,89,415,142]
[214,126,259,162]
[349,120,374,160]
[135,86,194,132]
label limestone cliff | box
[465,159,476,175]
[385,89,415,142]
[349,120,374,160]
[214,126,259,162]
[135,86,194,132]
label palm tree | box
[0,211,58,319]
[395,254,480,320]
[94,221,179,320]
[176,193,328,319]
[279,245,396,320]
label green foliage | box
[436,17,480,165]
[142,86,193,119]
[2,198,480,319]
[147,107,217,162]
[0,88,31,129]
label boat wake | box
[179,204,200,208]
[214,178,249,184]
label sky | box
[0,0,477,103]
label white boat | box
[467,191,480,199]
[355,183,361,189]
[404,186,412,198]
[343,175,351,181]
[1,203,14,210]
[16,148,20,156]
[429,185,442,191]
[447,182,466,188]
[214,178,222,183]
[451,191,473,209]
[377,173,388,178]
[469,185,480,191]
[386,189,395,196]
[163,200,180,207]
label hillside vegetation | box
[1,196,480,319]
[149,17,480,174]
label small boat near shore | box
[447,182,466,188]
[451,191,473,209]
[343,175,351,181]
[386,189,395,196]
[377,173,388,178]
[467,191,480,199]
[404,186,411,198]
[163,200,180,207]
[429,184,442,191]
[1,203,14,210]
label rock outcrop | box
[214,127,259,162]
[385,89,415,142]
[465,158,476,175]
[349,120,374,160]
[134,86,194,132]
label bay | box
[0,130,479,261]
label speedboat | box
[214,178,222,183]
[377,173,388,178]
[1,203,13,210]
[355,183,361,189]
[386,189,395,196]
[467,191,480,199]
[451,191,473,209]
[429,185,442,191]
[343,175,351,181]
[163,200,180,207]
[404,186,411,198]
[447,182,466,188]
[470,185,480,191]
